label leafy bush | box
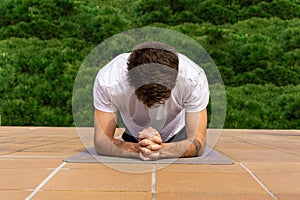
[226,84,300,129]
[0,0,299,128]
[135,0,300,25]
[0,0,74,40]
[0,38,85,126]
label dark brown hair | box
[127,41,179,108]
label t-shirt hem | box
[94,105,117,113]
[184,105,208,113]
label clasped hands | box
[138,127,163,161]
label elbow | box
[193,138,206,157]
[94,143,103,155]
[181,138,205,158]
[94,141,103,155]
[94,128,112,156]
[197,139,207,156]
[94,138,109,156]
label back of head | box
[127,41,179,108]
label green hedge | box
[225,84,300,129]
[0,0,299,128]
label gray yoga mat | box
[64,146,233,165]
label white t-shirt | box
[93,53,209,142]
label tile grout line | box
[238,162,279,200]
[25,161,67,200]
[152,165,156,200]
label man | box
[93,41,209,161]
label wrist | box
[113,139,141,158]
[159,142,170,158]
[139,151,160,161]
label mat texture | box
[64,147,233,164]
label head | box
[127,41,179,108]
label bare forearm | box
[160,138,204,158]
[94,110,140,158]
[94,136,140,158]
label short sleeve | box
[183,70,210,112]
[93,77,118,112]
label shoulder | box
[177,53,207,87]
[95,53,130,87]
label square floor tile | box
[156,171,268,194]
[43,168,152,192]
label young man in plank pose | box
[93,41,209,160]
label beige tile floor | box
[0,127,299,200]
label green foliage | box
[0,37,86,126]
[226,84,300,129]
[170,17,300,87]
[134,0,237,25]
[239,0,300,20]
[0,0,299,129]
[0,0,131,43]
[134,0,300,25]
[0,0,74,40]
